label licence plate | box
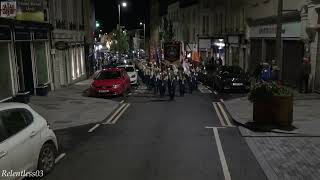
[99,90,109,93]
[232,83,243,86]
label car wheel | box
[38,143,57,175]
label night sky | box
[94,0,149,33]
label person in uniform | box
[178,69,186,97]
[167,68,176,100]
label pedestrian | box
[299,57,311,93]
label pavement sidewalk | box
[223,93,320,180]
[29,79,120,130]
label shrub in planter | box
[248,82,293,126]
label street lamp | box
[140,22,146,53]
[118,2,127,28]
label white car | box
[0,103,58,180]
[117,65,138,85]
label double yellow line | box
[212,102,234,127]
[103,103,131,125]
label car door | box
[0,113,13,179]
[1,108,39,173]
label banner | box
[16,0,44,22]
[1,1,16,18]
[164,42,181,63]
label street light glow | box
[122,2,127,7]
[96,22,100,28]
[139,22,143,26]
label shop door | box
[16,42,34,94]
[249,39,262,72]
[282,40,304,88]
[265,40,276,63]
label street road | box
[44,84,267,180]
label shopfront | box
[249,21,304,87]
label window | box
[0,109,33,138]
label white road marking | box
[217,103,234,127]
[213,91,218,95]
[103,103,127,125]
[212,102,226,126]
[220,99,224,102]
[88,124,100,133]
[55,153,66,164]
[111,103,131,124]
[120,100,125,104]
[212,128,232,180]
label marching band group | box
[138,62,199,100]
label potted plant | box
[249,82,293,126]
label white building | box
[48,0,95,90]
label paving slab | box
[29,79,119,130]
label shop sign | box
[16,0,44,22]
[55,41,69,50]
[199,39,211,50]
[250,22,301,38]
[0,1,16,18]
[228,36,239,44]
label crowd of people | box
[137,62,199,100]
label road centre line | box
[103,103,127,125]
[212,102,226,126]
[212,128,232,180]
[55,153,66,164]
[217,103,234,127]
[111,103,130,124]
[88,124,100,133]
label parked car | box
[198,64,219,86]
[90,68,131,97]
[117,65,138,85]
[213,66,250,92]
[0,103,58,179]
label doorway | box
[16,42,34,94]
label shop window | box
[34,42,48,85]
[0,43,12,99]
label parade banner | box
[16,0,44,22]
[164,42,181,63]
[0,1,16,18]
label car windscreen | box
[124,67,134,72]
[221,66,243,74]
[118,67,134,72]
[95,71,121,80]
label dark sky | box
[95,0,149,33]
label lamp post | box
[140,22,146,53]
[118,2,127,29]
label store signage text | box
[0,1,16,18]
[55,41,69,51]
[250,22,301,38]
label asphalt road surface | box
[44,84,267,180]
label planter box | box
[36,85,49,96]
[253,96,293,126]
[13,91,31,104]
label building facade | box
[0,0,52,101]
[245,0,307,88]
[48,0,95,90]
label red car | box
[89,68,131,97]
